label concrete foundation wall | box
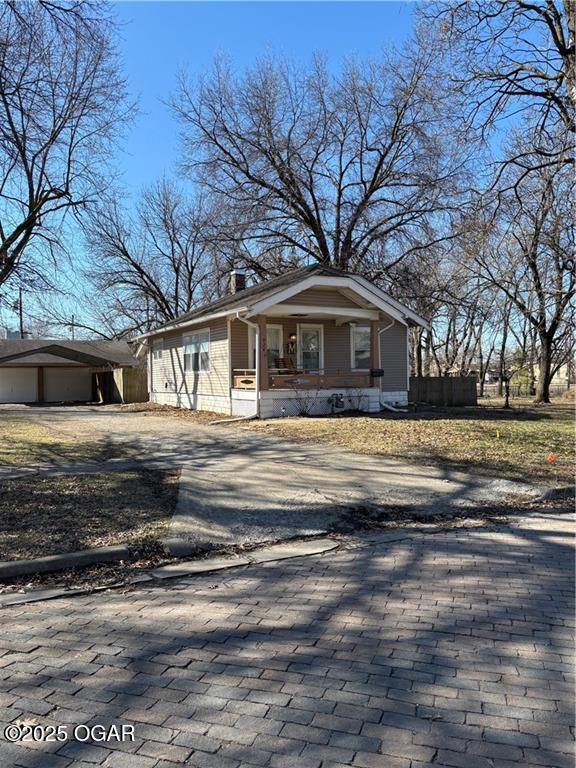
[380,390,409,406]
[259,387,381,419]
[150,390,231,414]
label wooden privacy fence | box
[409,376,478,406]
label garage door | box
[0,368,37,403]
[44,367,92,402]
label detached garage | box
[0,367,37,403]
[0,339,147,405]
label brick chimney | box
[229,269,246,294]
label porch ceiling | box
[263,304,379,321]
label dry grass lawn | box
[0,417,111,465]
[244,399,575,485]
[0,469,178,561]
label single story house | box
[136,265,428,418]
[0,339,146,404]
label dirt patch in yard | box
[0,468,179,561]
[112,402,223,423]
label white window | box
[183,330,209,372]
[351,325,371,370]
[298,324,324,372]
[152,340,163,360]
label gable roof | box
[137,264,428,340]
[0,339,139,368]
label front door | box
[298,325,323,372]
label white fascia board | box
[352,275,430,328]
[246,276,410,325]
[134,308,245,341]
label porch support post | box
[257,315,269,390]
[370,320,379,385]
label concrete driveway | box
[0,512,573,768]
[1,405,542,547]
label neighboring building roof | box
[0,339,140,368]
[138,264,429,340]
[0,353,86,367]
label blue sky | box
[115,1,414,193]
[3,1,417,333]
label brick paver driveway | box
[0,514,573,768]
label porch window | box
[267,326,282,368]
[152,340,163,360]
[248,325,283,368]
[183,330,209,372]
[351,325,370,370]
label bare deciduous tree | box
[423,0,575,177]
[172,35,468,276]
[81,181,217,335]
[0,0,130,287]
[470,163,574,403]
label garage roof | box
[0,339,139,368]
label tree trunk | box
[528,330,537,396]
[413,329,423,377]
[503,378,511,409]
[476,330,485,397]
[534,335,552,403]
[497,305,510,396]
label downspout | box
[377,318,408,413]
[210,313,260,424]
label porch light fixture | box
[288,332,297,342]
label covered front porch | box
[229,306,383,417]
[231,310,381,386]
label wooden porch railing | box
[233,369,257,389]
[233,369,371,390]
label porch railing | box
[232,369,372,390]
[233,369,257,389]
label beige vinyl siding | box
[279,287,361,308]
[230,319,249,371]
[380,321,408,391]
[323,321,352,370]
[150,318,229,398]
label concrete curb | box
[0,538,339,607]
[150,538,340,579]
[150,555,251,579]
[161,538,216,557]
[0,544,130,580]
[245,538,339,563]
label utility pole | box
[71,315,75,340]
[18,286,24,339]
